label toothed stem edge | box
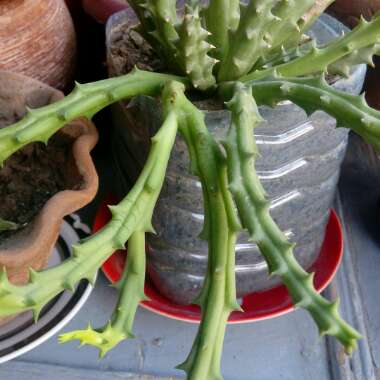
[238,75,380,152]
[218,0,279,81]
[165,82,240,379]
[222,83,362,354]
[0,69,187,165]
[243,12,380,81]
[59,230,147,357]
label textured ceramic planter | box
[107,11,366,305]
[0,71,99,325]
[0,0,76,90]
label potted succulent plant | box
[106,4,366,305]
[0,1,380,379]
[0,71,99,325]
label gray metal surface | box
[1,134,379,379]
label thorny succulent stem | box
[237,75,380,153]
[0,100,178,321]
[203,0,240,60]
[0,69,186,165]
[260,0,334,64]
[222,83,362,354]
[218,0,279,81]
[59,230,147,358]
[257,0,315,63]
[142,0,179,65]
[165,82,240,380]
[243,11,380,81]
[175,4,217,90]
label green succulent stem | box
[59,230,147,357]
[164,82,240,380]
[143,0,179,61]
[218,0,278,81]
[256,0,315,64]
[0,69,186,165]
[242,12,380,81]
[175,4,217,90]
[258,39,315,69]
[0,102,178,321]
[235,75,380,152]
[255,0,342,69]
[203,0,240,60]
[222,83,362,353]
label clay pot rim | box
[0,72,99,267]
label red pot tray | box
[94,195,343,324]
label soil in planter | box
[109,26,164,74]
[0,135,76,245]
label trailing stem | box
[238,75,380,152]
[222,83,362,353]
[0,69,186,165]
[165,82,241,380]
[59,230,147,357]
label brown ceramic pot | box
[0,0,76,90]
[0,71,99,325]
[329,0,380,26]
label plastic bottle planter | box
[107,12,366,305]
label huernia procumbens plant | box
[1,1,380,378]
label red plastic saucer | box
[94,195,344,324]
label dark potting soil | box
[109,24,164,75]
[0,131,75,245]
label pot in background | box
[328,0,380,27]
[82,0,128,23]
[106,11,366,305]
[0,0,76,90]
[0,71,99,325]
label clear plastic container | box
[107,12,366,305]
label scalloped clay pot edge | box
[0,71,99,325]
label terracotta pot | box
[82,0,128,23]
[0,71,99,325]
[0,0,76,90]
[329,0,380,27]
